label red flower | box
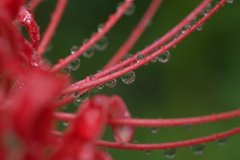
[0,0,239,160]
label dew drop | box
[144,150,151,155]
[106,79,117,88]
[57,67,71,78]
[73,91,90,102]
[117,2,136,16]
[62,121,69,126]
[68,58,80,71]
[90,75,97,81]
[123,53,133,60]
[83,47,95,58]
[150,127,159,134]
[136,54,145,62]
[121,71,136,84]
[181,25,190,34]
[184,124,193,131]
[190,143,205,155]
[197,23,204,31]
[94,36,108,51]
[216,137,228,146]
[162,148,177,159]
[61,105,68,111]
[70,45,79,54]
[97,83,105,90]
[125,3,136,16]
[97,23,104,32]
[151,57,158,63]
[158,51,170,63]
[227,0,233,4]
[97,146,108,153]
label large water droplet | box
[94,36,108,51]
[136,54,145,62]
[73,91,90,102]
[68,58,80,71]
[227,0,233,3]
[162,148,177,159]
[158,51,170,63]
[121,71,136,84]
[106,79,117,88]
[190,143,205,155]
[216,137,228,146]
[70,45,79,54]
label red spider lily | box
[0,0,239,159]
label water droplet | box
[158,51,170,63]
[83,47,94,58]
[216,137,228,146]
[73,91,90,102]
[182,25,190,34]
[57,67,71,78]
[97,83,105,90]
[123,53,133,60]
[117,2,136,16]
[162,148,177,159]
[150,127,159,134]
[125,3,136,16]
[136,54,145,62]
[62,121,69,126]
[121,71,136,84]
[184,125,193,131]
[68,58,80,71]
[227,0,233,4]
[144,150,151,155]
[70,45,79,54]
[97,146,108,153]
[151,57,158,63]
[97,23,104,32]
[197,23,204,31]
[190,143,205,155]
[94,36,108,51]
[61,105,68,111]
[90,75,97,81]
[106,79,117,88]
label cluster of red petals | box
[0,1,133,159]
[0,0,239,159]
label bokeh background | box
[34,0,240,159]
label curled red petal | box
[107,95,134,144]
[17,5,41,49]
[75,99,107,141]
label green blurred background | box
[34,0,240,159]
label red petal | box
[10,70,68,146]
[107,95,134,144]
